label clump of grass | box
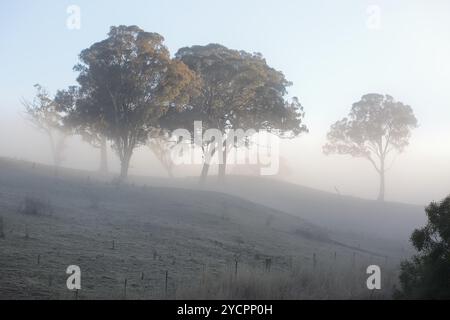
[19,195,53,216]
[87,193,100,209]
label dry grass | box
[176,261,399,300]
[0,159,407,300]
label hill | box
[0,158,418,299]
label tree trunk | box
[99,135,108,174]
[166,166,174,178]
[378,160,385,201]
[48,132,57,167]
[199,143,216,185]
[218,141,227,182]
[119,150,133,183]
[199,162,210,184]
[48,131,65,176]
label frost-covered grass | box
[0,158,407,299]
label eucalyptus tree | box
[323,93,418,201]
[73,25,198,181]
[163,44,307,183]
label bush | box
[20,196,52,216]
[395,195,450,299]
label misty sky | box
[0,0,449,205]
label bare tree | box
[22,84,71,170]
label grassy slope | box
[0,158,416,299]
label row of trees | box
[23,25,307,183]
[24,25,418,201]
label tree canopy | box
[162,44,307,181]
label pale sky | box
[0,0,449,204]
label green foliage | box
[165,43,307,136]
[162,44,308,180]
[395,195,450,299]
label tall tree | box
[23,84,71,170]
[162,44,307,183]
[73,25,197,181]
[323,94,417,201]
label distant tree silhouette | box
[395,195,450,299]
[323,94,417,201]
[72,26,198,182]
[162,44,307,183]
[82,130,109,174]
[147,129,176,178]
[22,84,71,169]
[55,86,110,174]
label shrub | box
[395,195,450,299]
[20,195,52,216]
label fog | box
[1,108,449,205]
[1,0,450,301]
[2,0,450,205]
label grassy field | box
[0,158,416,299]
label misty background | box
[1,0,449,204]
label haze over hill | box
[124,174,426,244]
